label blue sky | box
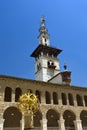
[0,0,87,87]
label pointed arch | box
[4,87,12,102]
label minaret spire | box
[38,16,50,46]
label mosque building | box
[0,17,87,130]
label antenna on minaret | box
[64,62,67,70]
[41,16,45,26]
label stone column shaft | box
[58,119,65,130]
[40,119,47,130]
[0,119,5,130]
[74,120,82,130]
[20,115,24,130]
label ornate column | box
[74,120,82,130]
[40,111,47,130]
[58,113,65,130]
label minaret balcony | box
[48,65,56,69]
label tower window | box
[47,60,56,69]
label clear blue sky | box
[0,0,87,87]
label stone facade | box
[0,75,87,130]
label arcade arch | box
[33,110,42,127]
[46,109,59,127]
[80,110,87,129]
[3,107,22,129]
[63,110,76,130]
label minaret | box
[31,17,62,82]
[38,16,50,46]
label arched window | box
[4,87,12,102]
[68,93,74,106]
[35,90,41,103]
[33,110,42,127]
[76,94,83,106]
[15,88,22,102]
[62,93,67,105]
[53,92,58,104]
[45,91,51,104]
[84,96,87,106]
[63,110,76,129]
[3,107,22,128]
[48,60,54,66]
[46,109,59,127]
[80,110,87,128]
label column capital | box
[40,118,47,123]
[41,111,47,119]
[58,119,65,123]
[0,119,5,123]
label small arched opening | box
[15,88,22,102]
[76,94,83,106]
[45,91,51,104]
[35,90,41,103]
[4,87,12,102]
[53,92,58,105]
[68,93,74,106]
[61,93,67,105]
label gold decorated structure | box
[18,91,40,113]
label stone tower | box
[31,17,62,82]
